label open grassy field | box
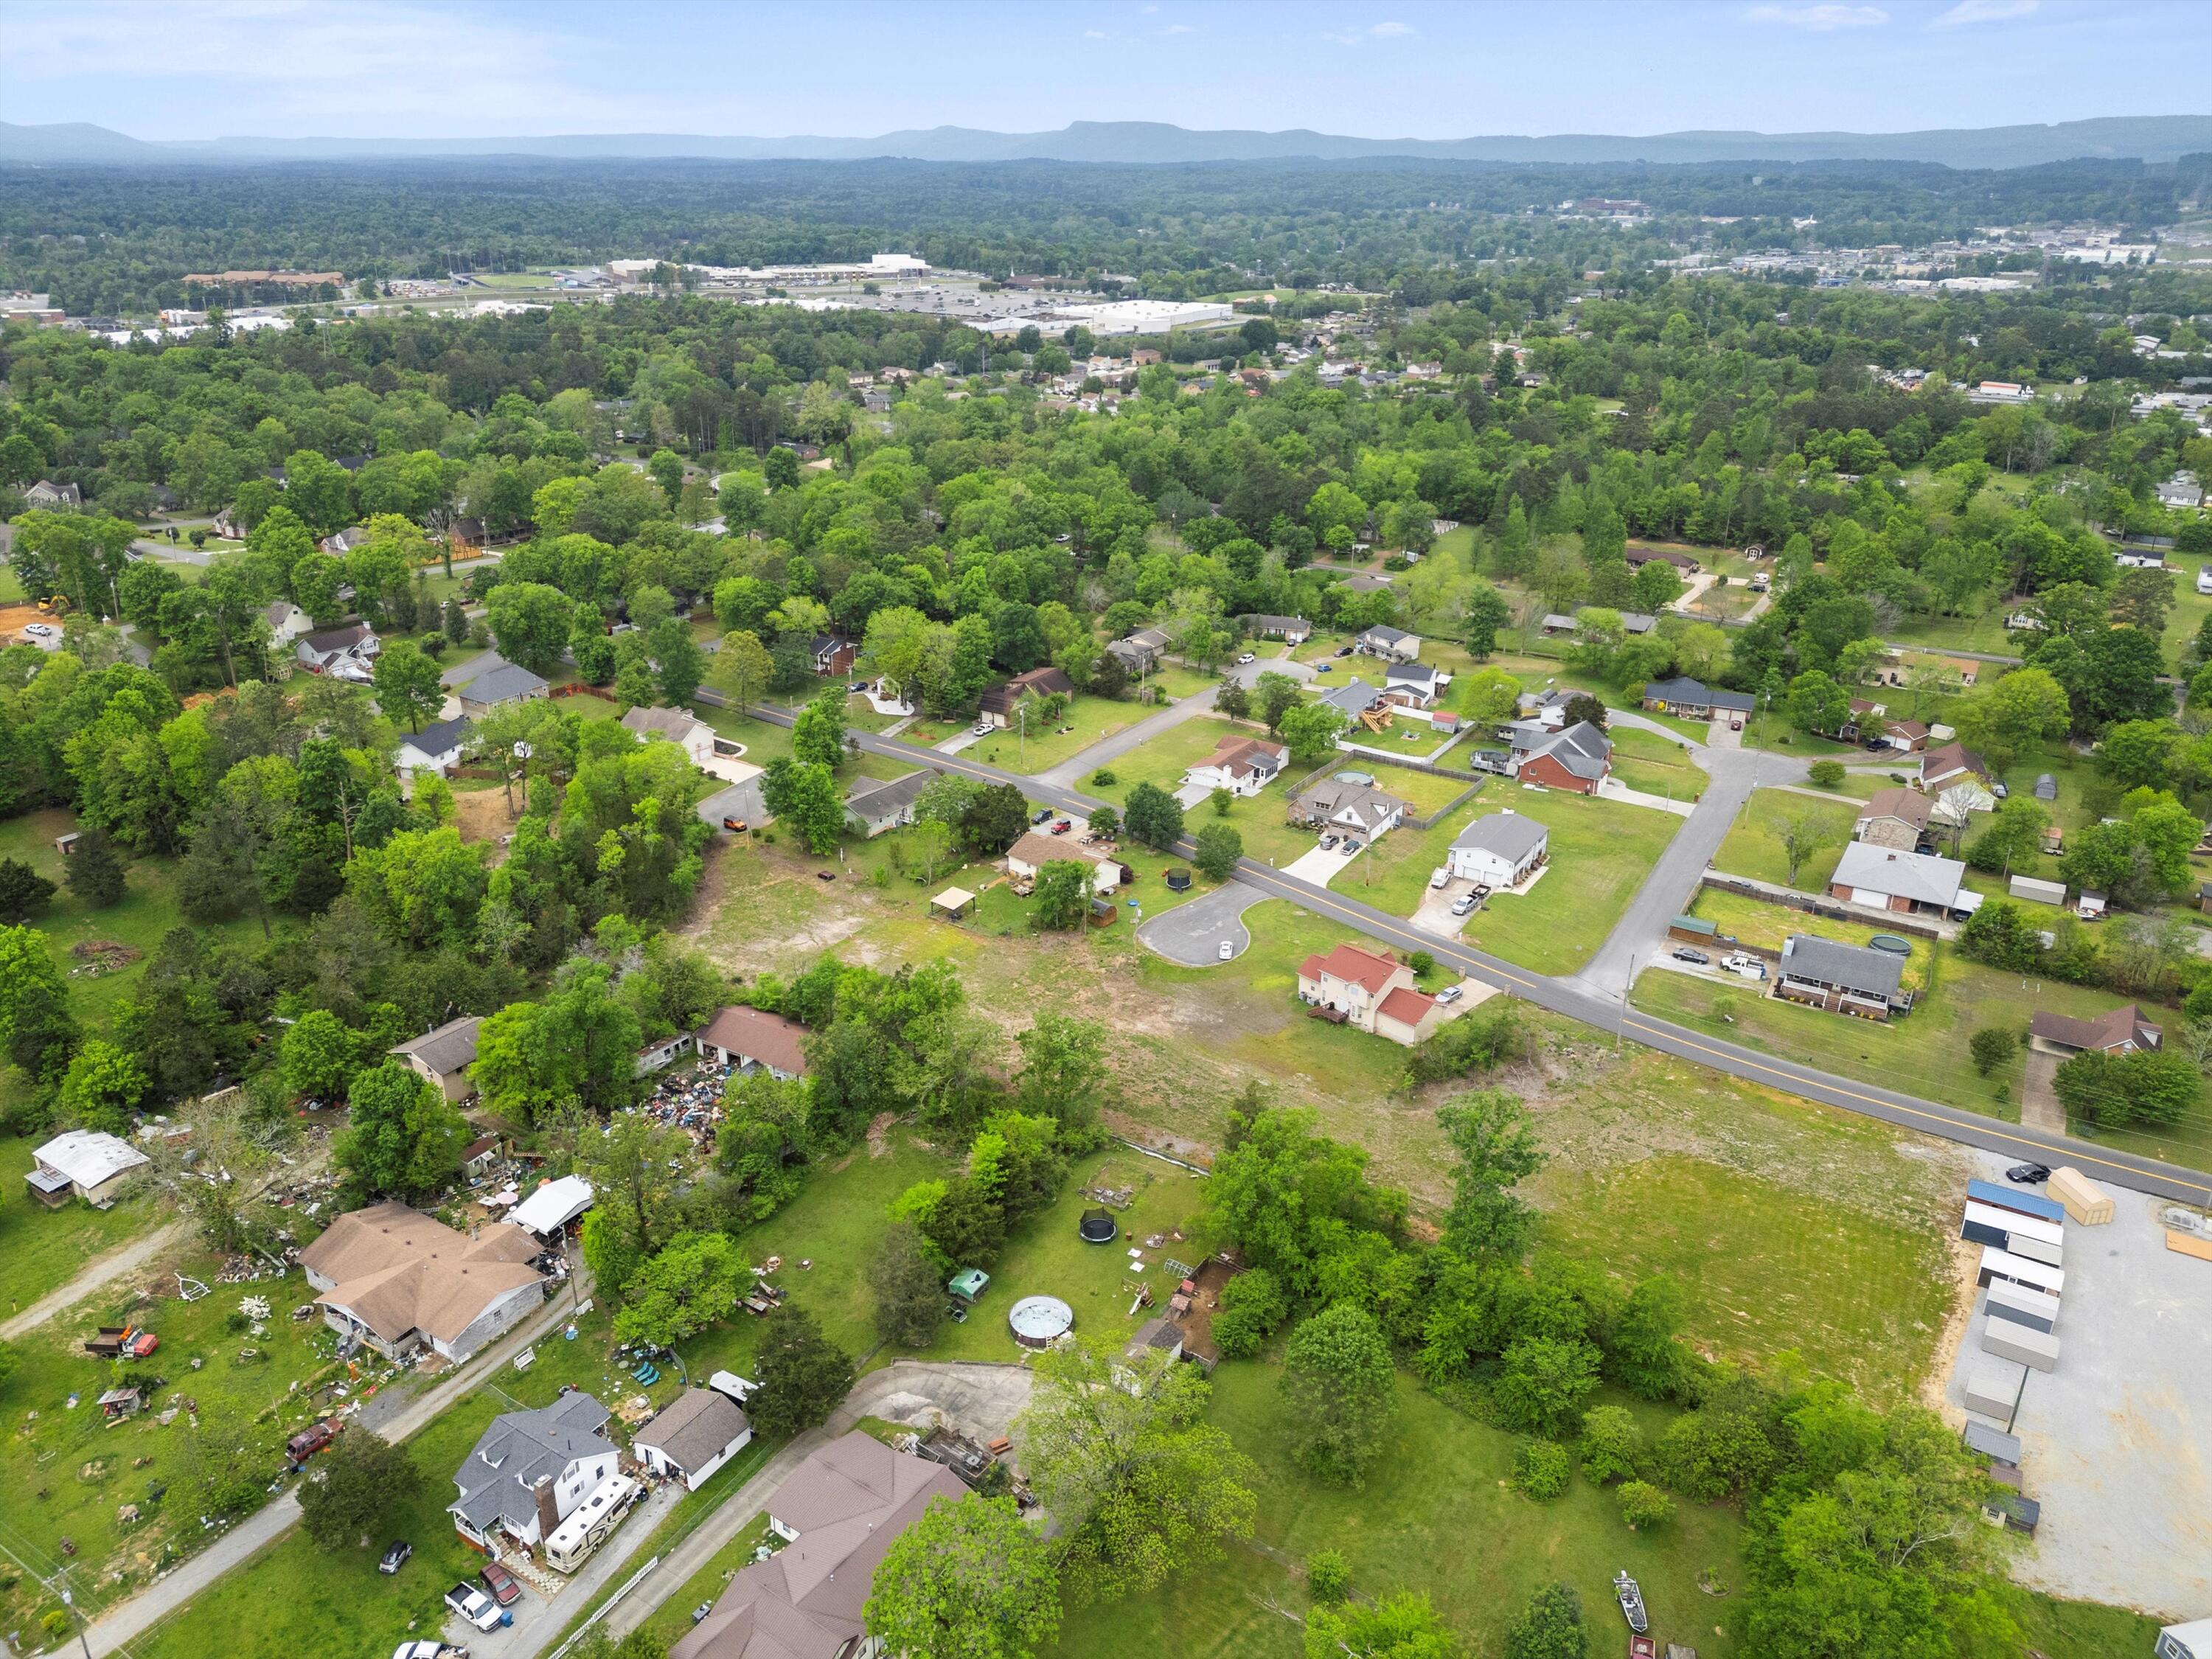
[1451,790,1682,975]
[1632,950,2212,1167]
[966,694,1165,776]
[1712,788,1863,890]
[1608,726,1706,801]
[0,1133,164,1312]
[1051,1366,1746,1659]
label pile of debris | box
[69,939,143,976]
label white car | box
[1436,985,1464,1004]
[24,622,54,636]
[1235,652,1256,665]
[1427,868,1449,890]
[1450,894,1478,917]
[1218,939,1234,961]
[972,720,993,735]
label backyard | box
[1607,726,1705,802]
[1711,788,1863,890]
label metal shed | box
[1961,1201,2064,1253]
[1963,1421,2022,1465]
[1978,1245,2064,1297]
[1982,1322,2061,1372]
[2048,1166,2113,1225]
[2008,874,2066,906]
[1985,1280,2060,1335]
[2006,1234,2065,1267]
[1964,1357,2025,1423]
[1966,1178,2065,1225]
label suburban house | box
[448,1392,620,1551]
[1338,573,1393,595]
[24,1130,149,1209]
[1640,676,1755,721]
[1105,636,1156,676]
[1917,742,1997,816]
[262,599,312,647]
[2028,1004,2162,1057]
[2155,471,2204,509]
[1289,777,1407,840]
[1509,720,1613,795]
[669,1432,967,1659]
[620,705,717,768]
[1354,624,1420,662]
[457,663,550,718]
[1184,734,1288,797]
[1242,613,1312,644]
[843,770,933,837]
[808,635,857,677]
[1318,678,1385,726]
[24,479,83,509]
[1625,546,1700,573]
[633,1388,753,1492]
[1881,718,1933,753]
[1775,933,1912,1020]
[389,1015,484,1102]
[694,1006,810,1079]
[1382,661,1446,707]
[1614,611,1659,636]
[301,1200,546,1364]
[1540,613,1579,638]
[1828,842,1972,917]
[1005,831,1126,895]
[978,665,1076,728]
[1517,688,1578,729]
[296,623,380,680]
[1446,811,1548,888]
[396,716,472,782]
[1295,942,1442,1046]
[1854,787,1935,852]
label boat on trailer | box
[1614,1570,1649,1635]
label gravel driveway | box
[1136,883,1267,964]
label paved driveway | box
[1137,883,1266,964]
[1281,842,1357,886]
[698,776,765,832]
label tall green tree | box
[866,1495,1061,1659]
[1435,1090,1544,1260]
[335,1060,469,1201]
[1279,1304,1397,1487]
[749,1304,856,1438]
[372,640,445,734]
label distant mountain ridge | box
[4,116,2208,170]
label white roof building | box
[508,1175,594,1240]
[28,1130,151,1208]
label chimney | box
[534,1474,560,1540]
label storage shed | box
[2047,1166,2112,1225]
[1964,1357,2024,1422]
[929,886,977,920]
[1977,1246,2064,1297]
[1982,1322,2061,1372]
[2006,1234,2065,1267]
[2008,874,2066,907]
[1985,1280,2060,1335]
[1966,1179,2065,1225]
[1963,1421,2022,1466]
[1961,1201,2063,1255]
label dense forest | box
[5,152,2211,315]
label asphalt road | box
[709,692,2212,1206]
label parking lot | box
[1943,1151,2212,1618]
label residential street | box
[79,1276,593,1659]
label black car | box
[2006,1163,2052,1184]
[1671,947,1710,965]
[378,1540,413,1575]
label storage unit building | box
[1982,1322,2061,1373]
[1963,1421,2023,1467]
[2008,874,2067,906]
[1977,1246,2064,1297]
[1961,1201,2064,1255]
[1966,1178,2065,1225]
[1984,1281,2060,1335]
[2048,1166,2113,1225]
[2006,1234,2065,1267]
[1964,1357,2025,1422]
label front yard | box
[1712,789,1863,891]
[1454,790,1683,975]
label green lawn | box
[0,1133,163,1313]
[1054,1366,1745,1659]
[917,1147,1208,1364]
[1455,791,1683,976]
[1632,950,2212,1166]
[1610,727,1706,802]
[971,695,1161,776]
[631,1514,780,1654]
[1712,790,1863,891]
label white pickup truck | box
[1719,953,1767,981]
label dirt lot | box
[449,784,522,849]
[1,600,55,641]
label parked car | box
[1032,807,1054,823]
[479,1561,522,1607]
[1720,953,1767,981]
[1341,838,1363,855]
[1450,894,1478,917]
[720,816,748,832]
[1217,940,1234,961]
[1729,718,1743,731]
[1436,985,1464,1004]
[1428,868,1449,889]
[1049,819,1071,833]
[1319,834,1340,850]
[1992,782,2008,799]
[445,1585,506,1632]
[2006,1163,2052,1184]
[1671,947,1711,964]
[847,681,868,693]
[285,1420,341,1467]
[1235,652,1256,665]
[378,1540,413,1576]
[973,720,994,735]
[1335,645,1354,657]
[24,622,53,636]
[1312,661,1333,673]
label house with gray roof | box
[1509,720,1613,796]
[633,1388,752,1492]
[1242,613,1312,643]
[1829,841,1971,917]
[397,716,472,781]
[1382,661,1445,706]
[1290,777,1407,839]
[449,1392,619,1550]
[1641,676,1755,719]
[1446,810,1548,887]
[843,770,933,838]
[389,1014,484,1102]
[1354,623,1420,661]
[457,663,550,718]
[1775,933,1911,1019]
[1318,678,1383,721]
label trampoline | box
[1008,1295,1074,1349]
[1078,1207,1119,1245]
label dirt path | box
[1,1217,192,1339]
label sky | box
[1,0,2205,142]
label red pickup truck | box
[285,1419,342,1467]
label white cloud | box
[1369,19,1414,35]
[1932,0,2037,24]
[1745,3,1889,27]
[1322,21,1416,46]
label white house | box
[633,1388,753,1492]
[449,1393,620,1551]
[1354,624,1421,662]
[296,623,380,678]
[1445,810,1548,888]
[619,704,717,768]
[25,1130,150,1209]
[262,600,313,648]
[396,715,472,780]
[1006,831,1126,896]
[1184,734,1288,797]
[1382,661,1447,707]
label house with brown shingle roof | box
[1006,830,1126,895]
[978,666,1075,727]
[694,1006,810,1079]
[671,1431,967,1659]
[1184,734,1288,797]
[300,1200,546,1363]
[1854,787,1935,852]
[2028,1004,2161,1057]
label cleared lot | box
[1944,1152,2212,1618]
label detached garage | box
[633,1388,752,1492]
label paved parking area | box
[1944,1152,2212,1617]
[1411,874,1475,938]
[1136,883,1265,964]
[697,776,765,832]
[1281,842,1358,886]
